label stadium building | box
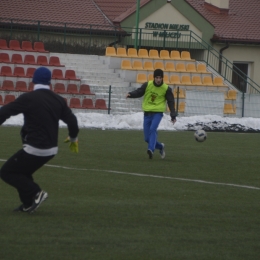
[0,0,260,116]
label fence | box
[0,18,260,97]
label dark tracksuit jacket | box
[0,86,79,156]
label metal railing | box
[0,17,259,94]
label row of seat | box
[0,39,48,52]
[0,53,63,66]
[68,98,108,110]
[0,94,107,110]
[0,80,94,94]
[0,66,79,80]
[121,60,208,73]
[174,88,237,100]
[136,73,227,87]
[168,102,236,114]
[106,47,194,60]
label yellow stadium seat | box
[132,60,143,70]
[106,46,116,56]
[176,63,186,72]
[181,75,192,85]
[148,74,154,81]
[225,90,237,100]
[143,61,154,71]
[154,61,165,70]
[163,74,170,84]
[223,103,236,114]
[127,48,138,58]
[170,50,181,60]
[202,76,214,85]
[160,50,170,59]
[174,88,186,98]
[175,102,186,113]
[116,47,127,57]
[186,63,197,72]
[181,51,193,60]
[165,62,175,72]
[197,64,208,73]
[149,49,160,59]
[136,73,147,83]
[213,77,226,86]
[170,75,181,85]
[138,49,149,58]
[191,75,203,85]
[121,59,132,70]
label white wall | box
[213,44,260,86]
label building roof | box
[0,0,114,28]
[0,0,259,43]
[185,0,260,43]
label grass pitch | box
[0,127,259,260]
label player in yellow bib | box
[126,69,176,159]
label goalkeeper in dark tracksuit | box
[0,67,79,213]
[126,69,177,159]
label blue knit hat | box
[32,67,51,85]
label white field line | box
[0,158,259,190]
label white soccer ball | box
[194,129,207,142]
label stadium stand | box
[49,56,62,66]
[4,94,16,105]
[154,61,164,70]
[52,69,64,80]
[21,41,34,51]
[0,66,13,76]
[165,62,175,72]
[0,53,10,63]
[223,103,236,114]
[202,76,214,86]
[26,67,36,77]
[69,97,81,108]
[176,63,186,72]
[225,90,237,100]
[54,83,66,93]
[15,80,28,92]
[136,73,147,83]
[132,60,143,70]
[9,40,22,51]
[65,69,79,80]
[143,61,154,71]
[186,63,197,72]
[34,42,49,53]
[82,98,95,109]
[1,80,15,91]
[116,47,127,57]
[11,54,23,64]
[13,67,26,77]
[170,50,181,60]
[191,75,203,85]
[105,47,116,56]
[24,54,36,65]
[181,75,192,85]
[149,49,159,59]
[0,39,9,50]
[127,48,138,58]
[174,88,186,98]
[95,99,108,110]
[170,75,181,85]
[181,51,193,61]
[121,60,132,70]
[160,50,170,59]
[79,84,94,95]
[138,49,149,58]
[67,84,79,94]
[37,55,49,65]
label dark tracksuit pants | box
[0,149,54,207]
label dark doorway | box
[232,63,248,92]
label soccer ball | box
[194,129,207,142]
